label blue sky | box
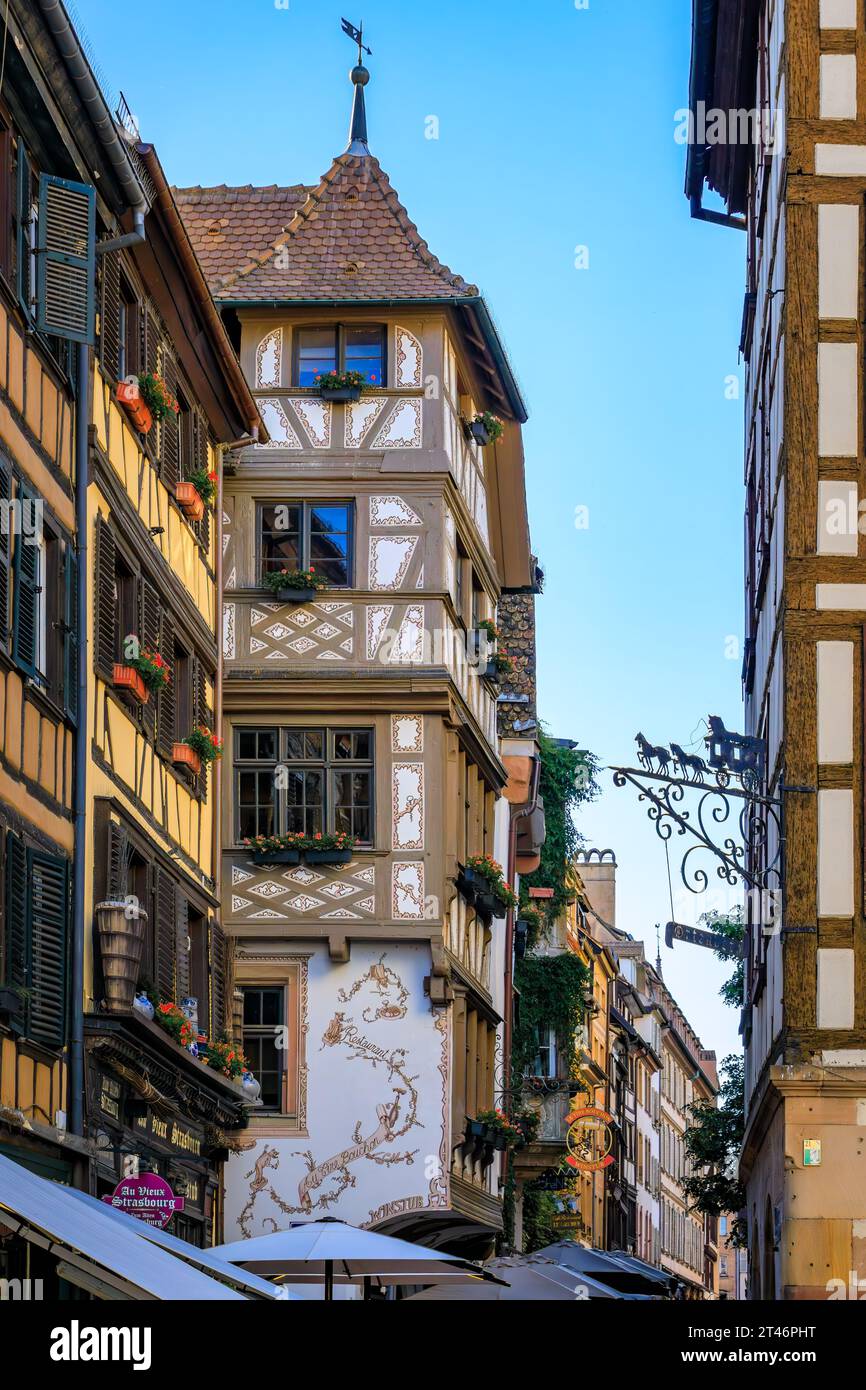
[72,0,746,1061]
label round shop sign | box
[102,1174,184,1229]
[563,1105,616,1173]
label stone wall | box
[497,560,541,738]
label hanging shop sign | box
[564,1105,616,1172]
[102,1173,184,1228]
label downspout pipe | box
[69,344,89,1142]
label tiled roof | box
[174,154,478,303]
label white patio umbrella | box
[406,1254,618,1301]
[211,1216,505,1300]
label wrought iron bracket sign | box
[665,920,741,958]
[611,719,798,897]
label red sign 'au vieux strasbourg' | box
[101,1174,184,1229]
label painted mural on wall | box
[224,944,449,1236]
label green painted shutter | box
[62,542,79,724]
[99,250,122,380]
[156,610,176,759]
[209,918,228,1037]
[12,483,40,679]
[4,834,29,1034]
[154,867,177,1003]
[36,174,96,345]
[0,457,11,654]
[16,143,32,317]
[94,515,117,680]
[27,849,69,1049]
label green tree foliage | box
[520,727,600,923]
[699,906,745,1008]
[682,1053,747,1245]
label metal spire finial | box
[342,18,372,154]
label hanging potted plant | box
[138,371,180,426]
[314,369,370,403]
[115,377,153,434]
[477,1108,523,1151]
[95,898,148,1015]
[483,649,515,683]
[173,726,222,777]
[262,566,327,604]
[243,833,304,867]
[468,411,504,447]
[113,644,171,706]
[302,831,356,865]
[175,467,218,522]
[464,854,514,921]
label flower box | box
[469,419,491,447]
[319,385,361,403]
[115,378,153,434]
[113,663,149,705]
[273,588,319,604]
[175,481,205,522]
[464,1118,485,1144]
[482,661,501,682]
[251,849,301,866]
[171,742,201,776]
[474,890,498,921]
[305,849,353,865]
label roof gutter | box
[35,0,148,218]
[138,145,264,439]
[216,293,528,423]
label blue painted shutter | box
[27,849,69,1049]
[12,482,40,679]
[63,542,79,724]
[36,174,96,345]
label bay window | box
[235,726,373,844]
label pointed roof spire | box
[655,924,663,977]
[341,18,373,155]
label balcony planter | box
[251,849,301,867]
[469,419,491,447]
[464,1118,485,1145]
[174,481,205,522]
[171,743,201,776]
[275,588,319,604]
[320,385,361,403]
[115,377,153,435]
[305,849,353,865]
[0,986,23,1020]
[474,890,497,921]
[112,663,149,706]
[95,900,147,1016]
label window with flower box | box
[234,727,374,845]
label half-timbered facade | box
[685,0,866,1299]
[178,59,536,1255]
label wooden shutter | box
[175,894,191,1003]
[209,918,229,1037]
[192,656,210,800]
[156,610,176,759]
[107,820,129,899]
[62,541,79,724]
[12,483,40,679]
[99,249,122,380]
[141,306,160,448]
[36,174,96,346]
[153,867,177,1002]
[4,833,29,1033]
[0,456,11,653]
[94,515,117,680]
[193,411,211,553]
[138,576,161,740]
[15,142,31,316]
[161,348,180,490]
[28,849,69,1048]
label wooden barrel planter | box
[95,900,147,1015]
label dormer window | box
[294,325,385,387]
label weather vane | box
[341,18,372,63]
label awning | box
[0,1153,248,1300]
[536,1240,672,1298]
[64,1187,296,1299]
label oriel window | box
[260,501,352,587]
[294,325,385,387]
[234,727,373,845]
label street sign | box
[665,920,741,959]
[102,1173,184,1228]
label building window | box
[259,502,352,587]
[293,325,385,387]
[234,727,374,844]
[528,1025,558,1079]
[242,987,285,1112]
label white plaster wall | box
[817,948,855,1029]
[817,479,858,555]
[820,55,858,119]
[817,790,855,918]
[819,0,857,27]
[817,641,854,763]
[224,943,449,1237]
[818,342,858,456]
[819,206,859,319]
